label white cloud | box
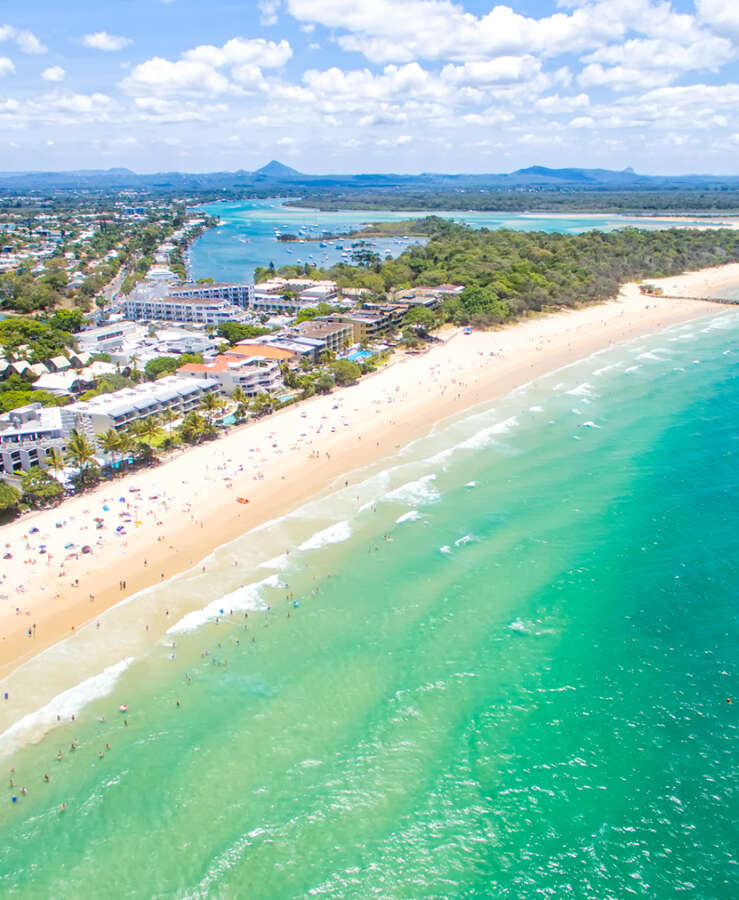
[122,58,231,96]
[41,65,66,82]
[183,37,292,69]
[258,0,281,26]
[0,24,46,54]
[696,0,739,39]
[535,92,590,113]
[286,0,623,63]
[579,62,677,91]
[441,56,542,85]
[82,32,132,52]
[0,56,15,77]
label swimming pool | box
[346,350,372,362]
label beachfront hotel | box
[65,375,219,435]
[176,354,283,396]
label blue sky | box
[1,0,739,174]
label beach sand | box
[0,276,729,679]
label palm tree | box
[231,386,248,422]
[66,428,97,486]
[97,428,121,471]
[116,430,136,467]
[199,391,220,426]
[46,446,66,482]
[138,415,161,446]
[161,406,177,435]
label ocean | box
[0,308,737,897]
[187,199,728,284]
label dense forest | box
[259,219,739,327]
[286,190,739,214]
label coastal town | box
[0,198,465,510]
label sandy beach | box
[0,273,731,679]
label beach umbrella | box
[29,527,39,534]
[81,545,92,554]
[119,497,126,503]
[102,505,110,511]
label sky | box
[1,0,739,175]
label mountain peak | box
[253,160,301,177]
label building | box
[66,375,219,434]
[177,355,283,397]
[122,294,246,326]
[294,320,353,354]
[230,343,297,363]
[77,321,139,355]
[170,282,254,308]
[0,404,78,474]
[325,303,409,342]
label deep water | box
[0,312,737,899]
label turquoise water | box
[188,199,723,283]
[1,311,738,898]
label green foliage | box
[217,321,272,345]
[314,372,335,393]
[0,317,74,362]
[270,222,739,328]
[48,308,86,333]
[21,466,64,507]
[403,306,437,332]
[0,480,21,516]
[144,356,179,381]
[330,359,361,385]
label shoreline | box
[0,274,733,682]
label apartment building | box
[0,404,79,475]
[170,282,254,308]
[66,376,219,434]
[177,355,283,397]
[123,294,246,326]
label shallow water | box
[188,199,720,283]
[1,311,738,898]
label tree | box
[249,393,274,417]
[160,406,177,435]
[180,411,210,443]
[199,391,220,426]
[0,481,21,518]
[48,308,86,333]
[314,372,335,394]
[97,428,121,469]
[66,428,98,487]
[46,447,66,480]
[331,359,361,385]
[144,356,179,381]
[403,306,437,333]
[138,415,161,446]
[21,466,64,507]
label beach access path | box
[0,270,731,678]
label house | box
[47,355,72,373]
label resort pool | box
[346,350,372,362]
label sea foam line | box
[0,657,133,759]
[167,575,279,635]
[298,520,352,552]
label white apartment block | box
[123,294,246,326]
[170,282,255,308]
[0,404,78,475]
[66,376,219,434]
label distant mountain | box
[0,162,738,196]
[253,160,301,178]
